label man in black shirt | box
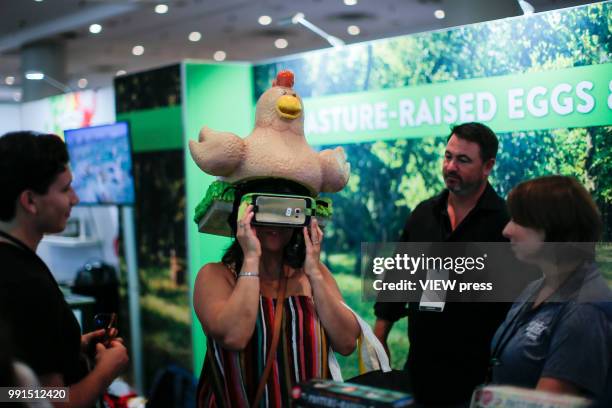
[373,123,510,407]
[0,131,128,407]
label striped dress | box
[197,295,331,407]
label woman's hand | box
[236,205,261,261]
[303,218,324,280]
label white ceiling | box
[0,0,601,102]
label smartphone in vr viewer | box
[238,193,315,228]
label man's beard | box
[443,171,484,196]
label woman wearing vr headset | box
[490,175,611,399]
[193,180,360,407]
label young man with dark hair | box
[373,122,511,407]
[0,131,129,407]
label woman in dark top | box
[0,131,129,407]
[491,175,611,398]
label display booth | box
[3,0,609,397]
[114,64,190,391]
[181,1,612,379]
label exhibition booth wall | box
[1,0,608,390]
[0,104,21,135]
[114,64,191,388]
[182,62,255,378]
[182,1,611,378]
[20,87,116,135]
[110,62,253,389]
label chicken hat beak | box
[276,95,302,119]
[274,70,302,120]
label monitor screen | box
[64,122,135,205]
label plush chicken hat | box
[189,70,350,236]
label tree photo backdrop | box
[253,2,611,377]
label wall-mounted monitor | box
[64,122,135,205]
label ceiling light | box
[434,9,445,19]
[78,78,88,89]
[287,12,345,49]
[347,25,360,36]
[258,15,272,26]
[518,0,535,15]
[89,23,102,34]
[5,76,15,85]
[274,38,288,49]
[213,51,226,61]
[25,71,72,92]
[344,0,357,5]
[188,31,202,42]
[132,45,144,56]
[116,70,127,76]
[25,71,45,80]
[291,12,305,24]
[34,0,43,2]
[155,4,168,14]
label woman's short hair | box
[222,178,312,272]
[507,175,602,242]
[0,131,68,222]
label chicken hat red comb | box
[275,70,294,88]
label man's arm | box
[371,212,414,365]
[373,318,394,364]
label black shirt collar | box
[433,181,504,213]
[0,230,33,254]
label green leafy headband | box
[194,180,333,236]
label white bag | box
[327,302,392,381]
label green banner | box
[183,62,255,374]
[117,106,183,152]
[303,63,612,145]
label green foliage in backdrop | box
[254,2,612,262]
[253,2,612,375]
